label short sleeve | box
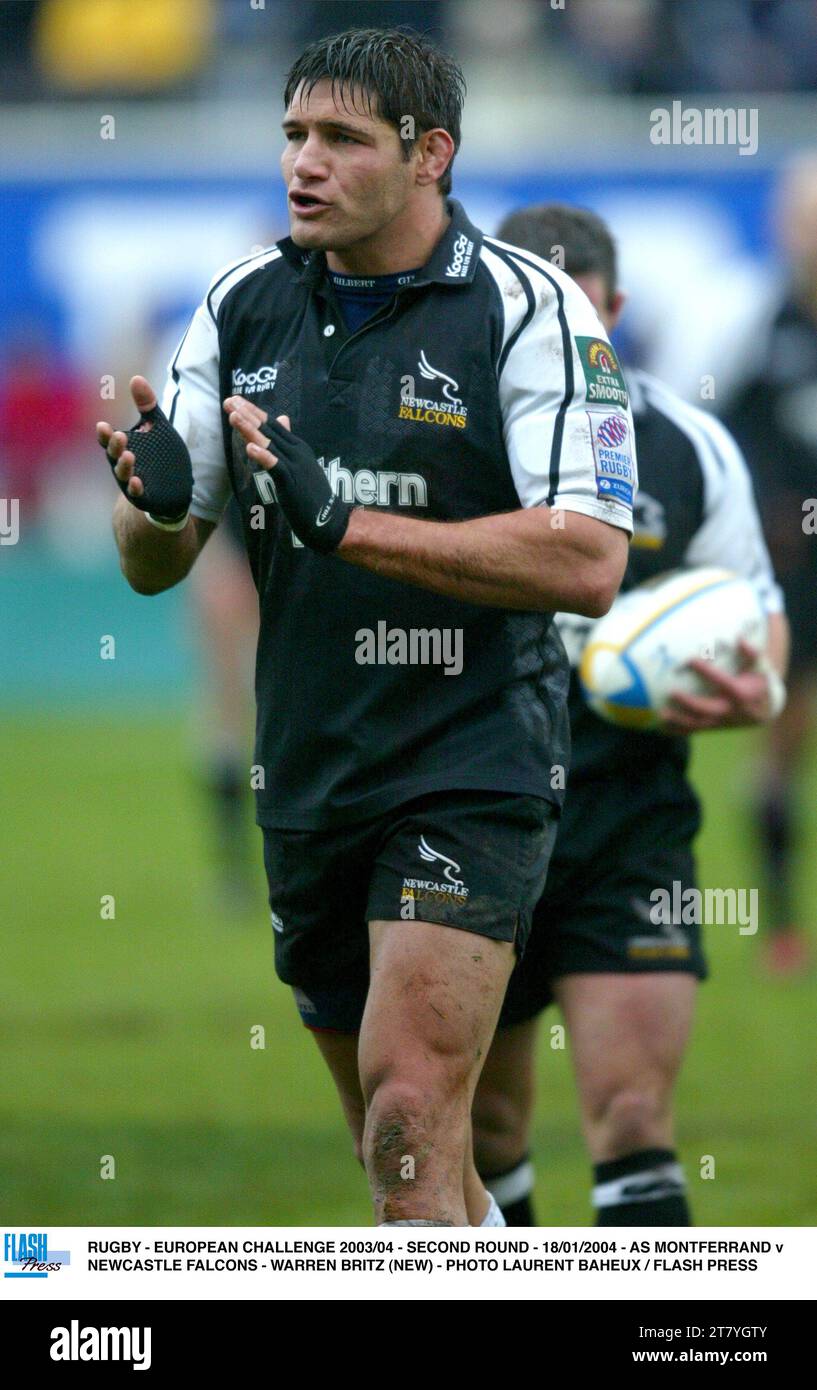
[496,255,637,535]
[160,298,231,524]
[677,402,785,615]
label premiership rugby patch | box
[587,409,635,508]
[576,336,629,408]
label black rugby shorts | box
[262,789,559,1031]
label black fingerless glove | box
[259,419,352,553]
[103,403,193,523]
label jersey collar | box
[278,198,482,291]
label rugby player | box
[726,154,817,977]
[471,205,788,1227]
[98,30,634,1227]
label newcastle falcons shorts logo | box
[418,834,463,886]
[401,836,469,909]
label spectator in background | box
[726,153,817,977]
[558,0,669,95]
[557,0,817,96]
[33,0,215,96]
[293,2,446,45]
[668,0,817,94]
[0,1,43,101]
[0,320,90,520]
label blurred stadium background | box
[2,0,816,1225]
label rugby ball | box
[578,567,767,729]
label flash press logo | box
[4,1231,70,1278]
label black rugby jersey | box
[725,294,817,634]
[726,294,817,509]
[554,368,782,841]
[161,201,635,828]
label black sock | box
[757,780,795,929]
[204,757,254,903]
[593,1147,691,1225]
[207,757,246,851]
[482,1157,536,1226]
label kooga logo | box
[50,1320,151,1371]
[445,233,473,278]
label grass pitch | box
[2,712,815,1225]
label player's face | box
[281,80,414,252]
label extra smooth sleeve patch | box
[575,336,630,409]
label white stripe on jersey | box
[480,236,540,364]
[206,245,282,322]
[161,247,282,522]
[479,238,636,533]
[632,369,783,615]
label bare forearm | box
[766,611,789,678]
[112,496,207,595]
[337,506,626,615]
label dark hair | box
[496,204,618,307]
[283,27,465,196]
